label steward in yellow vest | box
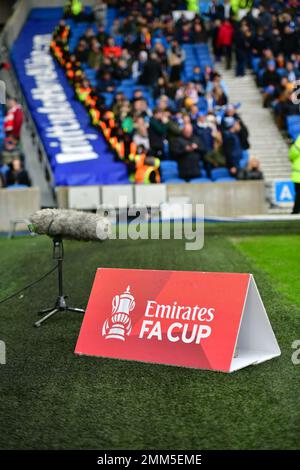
[289,136,300,213]
[134,154,161,184]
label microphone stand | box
[35,236,85,327]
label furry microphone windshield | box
[29,209,111,241]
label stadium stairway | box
[219,64,291,182]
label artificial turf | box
[0,222,299,450]
[233,234,300,309]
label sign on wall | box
[274,180,295,205]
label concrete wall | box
[1,0,30,48]
[56,181,266,216]
[167,181,266,217]
[0,188,41,231]
[0,1,16,26]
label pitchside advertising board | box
[75,269,281,373]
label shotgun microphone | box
[29,208,111,241]
[29,209,111,327]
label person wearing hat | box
[222,104,250,150]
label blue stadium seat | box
[101,92,114,107]
[287,121,300,140]
[0,165,9,175]
[114,35,123,47]
[252,57,261,73]
[240,150,249,169]
[286,116,300,130]
[198,97,208,111]
[121,79,137,86]
[211,168,232,181]
[200,0,210,14]
[160,160,180,182]
[277,68,287,77]
[290,130,300,141]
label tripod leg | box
[34,309,59,328]
[38,307,55,315]
[66,307,85,314]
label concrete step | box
[220,63,291,181]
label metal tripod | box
[34,237,85,327]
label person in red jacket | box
[4,97,24,140]
[217,20,234,70]
[103,37,122,59]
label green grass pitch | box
[0,221,300,450]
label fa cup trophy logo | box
[102,286,135,341]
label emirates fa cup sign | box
[75,268,281,373]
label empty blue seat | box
[211,168,232,181]
[160,160,180,182]
[287,115,300,125]
[101,92,114,107]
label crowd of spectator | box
[209,1,300,133]
[245,3,300,132]
[52,0,264,183]
[0,95,30,189]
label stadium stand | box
[0,87,31,189]
[0,0,278,219]
[49,1,263,185]
[243,4,300,143]
[215,1,299,159]
[10,7,129,187]
[199,0,293,184]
